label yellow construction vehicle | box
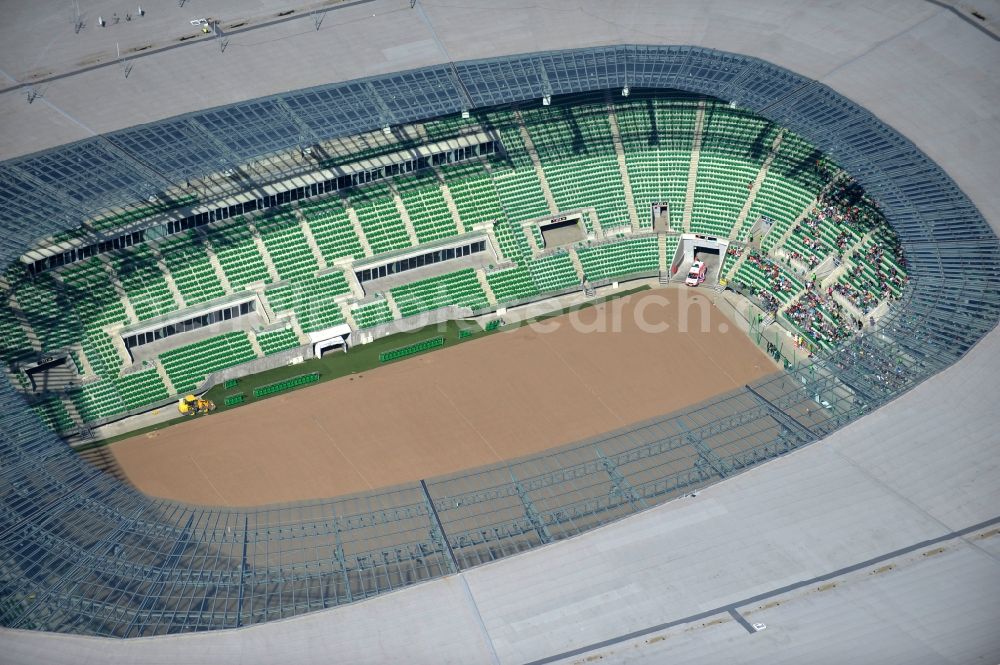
[177,394,215,416]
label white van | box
[685,260,708,286]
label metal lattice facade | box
[1,45,998,637]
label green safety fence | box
[378,336,444,363]
[252,372,320,398]
[224,393,245,407]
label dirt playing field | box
[109,288,777,506]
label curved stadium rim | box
[1,45,998,637]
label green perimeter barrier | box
[224,393,245,407]
[253,372,320,398]
[224,379,239,390]
[378,336,444,363]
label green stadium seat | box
[157,232,226,306]
[112,245,177,321]
[257,212,319,283]
[395,173,459,243]
[207,221,271,291]
[351,298,395,329]
[255,327,301,356]
[159,332,256,393]
[390,269,489,317]
[576,237,659,281]
[71,368,169,422]
[266,272,350,333]
[299,198,366,263]
[349,184,412,255]
[32,397,74,434]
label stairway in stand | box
[391,188,421,246]
[335,258,366,299]
[346,207,374,258]
[249,223,281,283]
[820,229,873,289]
[100,255,139,324]
[153,359,177,396]
[475,268,499,307]
[4,291,42,353]
[247,331,266,359]
[568,247,586,282]
[766,196,822,257]
[296,210,329,269]
[204,240,235,294]
[606,97,641,231]
[723,250,750,282]
[779,287,808,315]
[290,316,311,345]
[384,292,403,320]
[150,246,187,310]
[478,221,506,264]
[523,222,541,254]
[682,101,707,232]
[436,167,467,234]
[61,398,87,432]
[730,131,785,240]
[515,110,560,215]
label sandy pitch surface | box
[110,289,776,506]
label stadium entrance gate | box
[651,202,670,232]
[310,323,352,358]
[672,233,729,284]
[536,212,587,247]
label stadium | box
[1,0,998,663]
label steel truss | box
[1,45,998,637]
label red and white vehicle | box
[685,260,708,286]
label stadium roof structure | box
[2,1,999,662]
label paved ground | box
[108,287,774,506]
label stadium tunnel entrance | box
[651,202,671,232]
[672,234,728,285]
[24,353,77,393]
[538,212,587,248]
[311,324,352,359]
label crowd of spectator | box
[818,178,885,236]
[840,241,907,310]
[785,281,856,347]
[832,281,879,314]
[731,174,911,354]
[785,178,881,270]
[776,176,909,323]
[745,250,798,296]
[757,290,780,314]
